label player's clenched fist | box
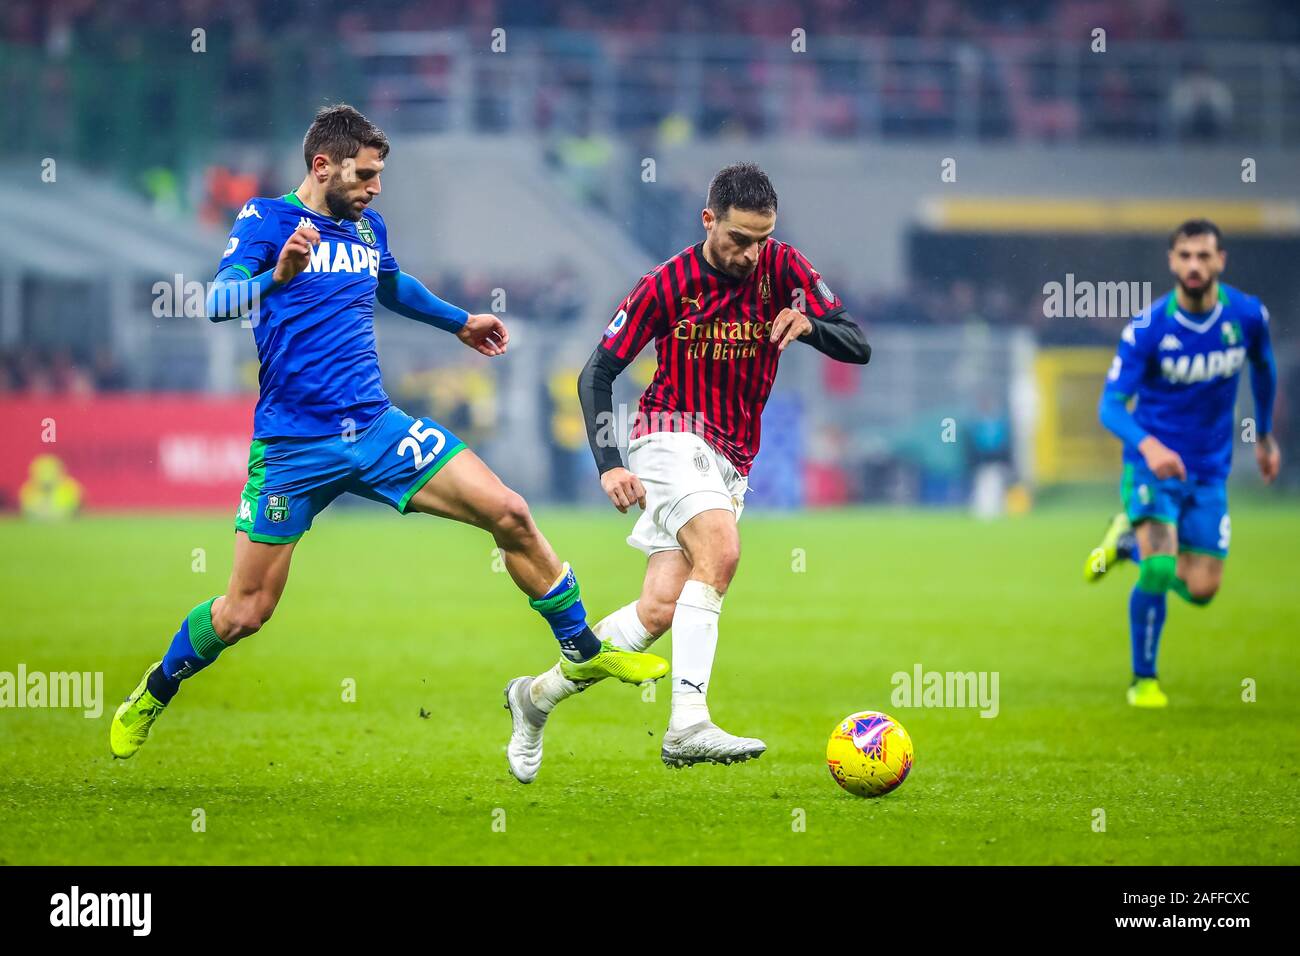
[1255,433,1281,484]
[273,223,320,285]
[1139,435,1187,481]
[601,466,647,513]
[770,307,813,352]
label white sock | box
[669,580,724,732]
[529,662,576,715]
[528,601,652,714]
[593,601,656,652]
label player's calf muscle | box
[213,534,293,642]
[637,550,691,636]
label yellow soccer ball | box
[826,711,914,797]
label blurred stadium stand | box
[2,0,1296,511]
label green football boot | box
[559,640,668,685]
[110,663,167,759]
[1084,512,1135,583]
[1127,677,1169,709]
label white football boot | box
[661,720,767,768]
[503,676,547,784]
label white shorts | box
[625,431,748,556]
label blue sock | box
[148,598,227,705]
[1129,554,1175,678]
[1129,587,1166,678]
[529,564,602,662]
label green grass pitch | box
[1,504,1296,865]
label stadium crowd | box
[2,0,1190,48]
[0,347,127,395]
[4,0,1214,147]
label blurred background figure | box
[966,393,1014,520]
[19,454,82,520]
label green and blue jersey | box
[1100,283,1276,482]
[216,194,400,440]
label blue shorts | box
[1121,461,1230,558]
[234,405,467,544]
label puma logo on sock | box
[679,678,706,694]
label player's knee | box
[1186,580,1219,606]
[695,541,741,591]
[490,490,536,545]
[223,594,277,641]
[1137,554,1177,593]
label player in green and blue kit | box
[1085,219,1279,707]
[110,105,667,759]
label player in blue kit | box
[110,105,667,759]
[1085,219,1279,707]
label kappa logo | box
[1158,334,1183,351]
[236,202,261,221]
[1220,320,1242,347]
[680,293,703,312]
[237,499,253,522]
[356,217,376,246]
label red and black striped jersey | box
[598,239,843,474]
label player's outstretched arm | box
[577,347,646,511]
[1249,309,1280,482]
[375,271,507,356]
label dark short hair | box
[707,162,778,217]
[303,104,390,169]
[1169,218,1223,249]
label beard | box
[1177,273,1213,302]
[324,182,363,221]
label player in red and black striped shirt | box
[590,209,865,475]
[505,163,869,780]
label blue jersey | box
[1103,283,1272,481]
[217,193,399,439]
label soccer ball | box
[826,711,914,798]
